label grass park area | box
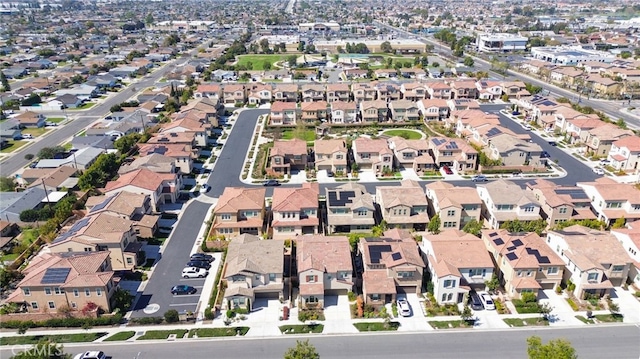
[282,129,316,141]
[0,332,107,345]
[47,117,66,123]
[21,127,50,138]
[0,140,28,153]
[137,329,188,340]
[381,129,423,140]
[103,331,136,341]
[236,54,287,70]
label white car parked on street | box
[182,267,208,278]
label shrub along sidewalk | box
[0,332,107,345]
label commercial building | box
[530,46,616,65]
[476,33,528,53]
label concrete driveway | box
[244,298,283,337]
[358,170,378,182]
[537,289,584,326]
[395,294,432,331]
[611,288,640,323]
[472,307,510,329]
[316,170,336,183]
[323,295,358,334]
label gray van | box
[469,292,483,310]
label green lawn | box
[353,321,400,332]
[381,129,423,140]
[282,129,316,141]
[236,54,287,70]
[0,140,28,153]
[575,314,623,324]
[62,142,73,151]
[428,320,473,329]
[70,102,96,110]
[47,117,66,123]
[279,324,324,334]
[188,327,249,338]
[0,253,19,262]
[21,228,39,244]
[503,317,549,327]
[103,331,136,341]
[0,332,107,345]
[21,127,50,138]
[137,329,188,340]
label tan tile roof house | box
[351,137,393,173]
[425,181,482,231]
[577,177,640,226]
[375,180,429,231]
[525,179,596,226]
[85,191,158,239]
[477,179,542,229]
[105,168,180,212]
[4,251,115,314]
[223,234,284,310]
[212,187,266,237]
[271,183,320,240]
[314,139,347,173]
[325,182,375,234]
[297,235,353,308]
[269,139,309,176]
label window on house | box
[306,275,317,283]
[71,302,77,309]
[126,257,133,265]
[443,280,456,288]
[441,293,447,302]
[48,301,56,309]
[469,269,485,277]
[447,210,456,217]
[44,288,52,295]
[523,206,535,212]
[306,296,319,303]
[269,273,276,281]
[357,210,368,216]
[547,267,558,275]
[85,289,91,297]
[96,289,102,296]
[31,302,38,310]
[444,221,457,228]
[23,288,31,296]
[558,207,567,214]
[371,294,380,301]
[612,265,624,273]
[73,289,79,297]
[54,287,63,295]
[220,214,231,220]
[517,271,522,277]
[587,272,598,282]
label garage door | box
[325,289,348,296]
[540,282,555,290]
[255,291,279,299]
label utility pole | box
[41,178,51,207]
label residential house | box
[525,179,596,226]
[389,100,420,122]
[577,178,640,226]
[47,212,141,271]
[553,106,593,133]
[351,138,393,173]
[482,230,564,298]
[15,111,46,128]
[271,183,320,240]
[421,230,494,304]
[453,109,500,138]
[212,187,266,237]
[84,192,158,239]
[325,182,375,234]
[376,180,430,231]
[564,117,607,144]
[297,235,354,308]
[586,75,621,97]
[425,81,452,100]
[359,100,388,123]
[546,226,632,298]
[118,153,177,175]
[428,137,478,172]
[351,83,377,103]
[386,136,430,170]
[611,224,640,288]
[300,101,329,124]
[273,84,299,102]
[476,80,503,100]
[222,84,246,105]
[358,231,425,307]
[607,136,640,172]
[417,99,449,122]
[425,182,482,231]
[477,179,542,229]
[104,168,180,212]
[326,83,350,102]
[549,67,584,87]
[223,234,284,310]
[400,82,428,101]
[138,143,193,174]
[314,139,347,174]
[247,83,273,105]
[501,81,529,99]
[487,133,545,167]
[375,83,401,102]
[450,81,479,99]
[269,101,298,126]
[22,166,78,191]
[585,124,634,157]
[194,83,221,102]
[4,252,115,313]
[301,84,325,102]
[160,116,211,148]
[330,101,358,124]
[269,139,309,176]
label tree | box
[462,219,483,237]
[527,336,577,359]
[164,309,180,323]
[539,302,553,320]
[485,274,500,293]
[10,340,71,359]
[372,220,388,237]
[611,216,626,229]
[286,55,298,68]
[380,41,393,53]
[0,177,16,192]
[284,339,320,359]
[259,38,270,53]
[460,303,474,323]
[0,71,10,92]
[427,214,441,234]
[114,133,141,154]
[463,56,474,67]
[37,146,65,159]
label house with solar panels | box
[481,229,564,298]
[476,179,542,229]
[525,179,596,227]
[4,251,115,313]
[325,183,375,234]
[46,212,141,271]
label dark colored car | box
[469,292,483,310]
[442,165,453,175]
[326,171,335,177]
[263,179,280,186]
[542,151,550,158]
[548,141,557,146]
[171,285,197,295]
[190,253,214,262]
[186,260,211,270]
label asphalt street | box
[0,58,190,176]
[7,325,637,359]
[131,109,269,318]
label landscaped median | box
[428,320,473,329]
[189,327,250,337]
[103,331,136,341]
[0,332,107,345]
[136,329,188,340]
[353,321,400,332]
[279,324,324,334]
[503,317,550,327]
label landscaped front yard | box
[575,314,623,324]
[103,331,136,341]
[424,294,460,317]
[428,320,473,329]
[280,324,324,334]
[353,321,400,332]
[137,329,188,340]
[21,127,50,138]
[0,332,107,345]
[188,327,249,337]
[503,317,549,327]
[0,140,28,153]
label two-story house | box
[222,84,246,105]
[563,117,606,144]
[525,179,596,226]
[301,84,326,102]
[425,81,452,100]
[428,137,478,172]
[482,230,564,298]
[138,143,194,174]
[247,83,273,105]
[300,101,329,124]
[358,230,425,307]
[375,83,402,102]
[487,133,545,167]
[84,191,158,239]
[269,139,309,176]
[359,100,388,123]
[385,136,430,172]
[351,83,377,103]
[450,81,479,99]
[270,101,298,126]
[421,230,494,304]
[4,252,116,314]
[297,235,353,308]
[271,183,320,240]
[212,187,266,237]
[314,139,347,174]
[325,182,376,234]
[607,136,640,172]
[611,224,640,288]
[577,178,640,226]
[389,100,420,122]
[194,83,221,102]
[585,123,634,157]
[223,234,284,310]
[351,137,394,173]
[273,84,299,102]
[477,179,542,229]
[425,182,483,231]
[400,82,428,101]
[330,101,358,124]
[546,226,631,299]
[104,168,180,212]
[326,83,351,102]
[160,115,211,148]
[417,99,450,122]
[376,180,429,231]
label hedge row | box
[0,314,123,329]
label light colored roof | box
[272,183,319,212]
[359,236,424,268]
[426,183,482,208]
[489,133,543,153]
[613,136,640,152]
[353,137,392,154]
[297,235,353,273]
[577,177,640,203]
[105,168,175,192]
[314,139,346,154]
[215,187,266,213]
[549,225,631,271]
[377,181,429,209]
[478,179,539,206]
[85,191,148,217]
[362,270,396,294]
[271,139,308,156]
[225,234,283,277]
[117,153,175,175]
[424,230,494,277]
[482,230,564,269]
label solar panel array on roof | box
[41,267,71,284]
[489,232,498,237]
[431,138,446,146]
[53,217,91,243]
[368,245,392,264]
[493,238,504,246]
[328,190,356,207]
[89,195,116,214]
[526,248,550,264]
[512,239,524,247]
[506,245,517,251]
[539,100,557,107]
[554,188,588,200]
[486,128,502,137]
[391,252,402,261]
[445,142,458,150]
[505,252,518,261]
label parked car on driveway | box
[263,179,280,186]
[182,267,208,279]
[442,165,453,175]
[469,292,483,310]
[471,175,488,182]
[397,298,412,317]
[479,292,495,310]
[186,260,211,270]
[593,167,605,175]
[171,285,197,295]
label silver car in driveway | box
[397,298,412,317]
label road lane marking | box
[169,302,199,307]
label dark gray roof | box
[0,187,47,222]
